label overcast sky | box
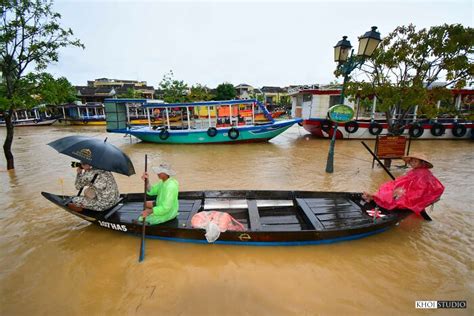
[47,0,473,88]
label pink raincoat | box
[373,168,444,215]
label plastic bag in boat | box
[373,168,444,215]
[191,211,245,243]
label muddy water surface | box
[0,125,472,315]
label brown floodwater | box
[0,125,472,315]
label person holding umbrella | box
[68,161,120,212]
[47,136,136,212]
[139,163,179,224]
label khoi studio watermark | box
[415,300,467,309]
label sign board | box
[376,136,407,159]
[327,104,354,123]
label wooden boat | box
[0,118,57,127]
[41,190,411,245]
[104,99,302,144]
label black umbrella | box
[48,135,135,176]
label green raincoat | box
[140,177,179,225]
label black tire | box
[452,123,467,137]
[430,122,445,137]
[320,120,332,133]
[391,123,405,136]
[368,122,383,135]
[409,123,424,138]
[228,128,239,140]
[159,129,170,140]
[344,121,359,133]
[207,127,218,137]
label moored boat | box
[41,190,411,245]
[104,99,302,144]
[0,108,57,127]
[289,85,474,139]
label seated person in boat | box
[362,153,445,216]
[139,163,179,224]
[68,162,120,212]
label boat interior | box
[94,191,389,232]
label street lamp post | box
[325,26,381,173]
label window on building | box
[302,94,312,102]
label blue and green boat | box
[104,99,302,144]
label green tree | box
[118,87,141,99]
[1,0,84,169]
[37,73,77,105]
[344,24,474,134]
[214,82,236,100]
[158,70,189,103]
[188,83,214,102]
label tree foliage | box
[37,73,77,105]
[158,70,189,103]
[344,24,474,133]
[1,0,84,169]
[214,82,236,100]
[188,83,214,102]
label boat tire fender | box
[452,123,467,137]
[368,122,383,135]
[320,120,332,133]
[430,123,445,137]
[159,129,170,140]
[228,128,239,140]
[408,123,424,138]
[207,127,218,137]
[344,121,359,133]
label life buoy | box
[344,121,359,133]
[452,123,467,137]
[430,123,445,136]
[207,127,218,137]
[320,120,332,133]
[408,123,424,138]
[368,122,383,135]
[159,129,170,140]
[228,128,239,140]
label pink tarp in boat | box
[191,211,245,242]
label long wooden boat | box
[104,99,302,144]
[0,118,57,127]
[41,190,411,245]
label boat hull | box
[109,119,302,144]
[41,190,411,246]
[0,118,57,127]
[303,118,474,140]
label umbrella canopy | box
[48,136,135,176]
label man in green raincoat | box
[139,163,179,224]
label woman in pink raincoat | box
[362,153,445,216]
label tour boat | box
[0,108,57,127]
[41,190,411,246]
[289,85,474,139]
[104,99,302,144]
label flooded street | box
[0,125,472,315]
